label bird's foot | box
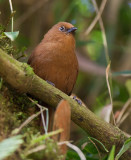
[73,96,82,105]
[46,80,55,86]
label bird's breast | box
[30,41,78,95]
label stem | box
[11,17,13,32]
[91,0,109,64]
[9,0,14,32]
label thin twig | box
[28,97,49,134]
[66,142,86,160]
[58,141,73,146]
[106,63,116,125]
[91,0,109,64]
[58,141,86,160]
[12,110,44,135]
[122,131,131,138]
[116,98,131,125]
[9,0,14,32]
[26,138,70,156]
[88,137,101,159]
[85,0,107,35]
[25,145,46,156]
[117,109,131,127]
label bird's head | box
[43,22,77,44]
[57,22,77,35]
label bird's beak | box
[67,27,77,33]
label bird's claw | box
[46,80,55,86]
[73,96,82,105]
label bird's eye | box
[59,26,65,32]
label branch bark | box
[0,49,130,159]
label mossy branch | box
[0,48,130,159]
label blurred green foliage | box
[87,30,103,60]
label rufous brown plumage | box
[28,22,78,132]
[28,22,78,96]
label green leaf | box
[113,70,131,77]
[87,30,103,60]
[115,137,131,160]
[66,150,80,160]
[4,31,19,41]
[0,135,23,160]
[107,145,115,160]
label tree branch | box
[0,48,130,159]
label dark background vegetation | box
[0,0,131,159]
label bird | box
[28,22,79,130]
